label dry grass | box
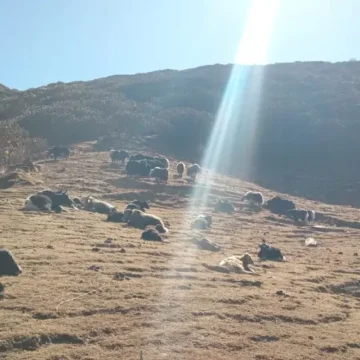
[1,142,360,360]
[0,170,43,189]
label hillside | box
[2,61,360,206]
[0,84,17,99]
[1,143,360,360]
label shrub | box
[0,121,47,166]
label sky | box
[1,0,360,90]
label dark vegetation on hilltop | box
[1,61,360,206]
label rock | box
[0,249,22,276]
[113,273,130,281]
[87,265,102,271]
[276,290,289,297]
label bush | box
[0,121,47,166]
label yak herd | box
[109,150,201,183]
[0,146,318,282]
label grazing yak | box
[153,223,168,234]
[287,209,309,223]
[157,157,170,169]
[24,194,52,212]
[187,163,201,181]
[24,189,75,213]
[127,209,168,232]
[84,196,116,214]
[218,253,257,275]
[38,190,75,208]
[0,249,22,276]
[287,209,316,224]
[214,199,236,213]
[149,167,169,183]
[177,162,185,177]
[123,209,134,222]
[110,150,129,163]
[156,157,170,168]
[258,240,285,261]
[126,160,151,177]
[107,210,124,223]
[132,200,150,210]
[124,200,150,212]
[73,197,82,206]
[124,203,144,212]
[47,146,70,160]
[264,196,296,215]
[148,156,169,169]
[72,197,87,210]
[144,159,168,170]
[129,154,155,162]
[191,215,212,230]
[241,191,264,208]
[129,154,169,169]
[141,227,166,242]
[198,214,212,227]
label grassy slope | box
[0,142,360,359]
[3,61,360,206]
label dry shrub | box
[0,121,47,166]
[6,158,42,173]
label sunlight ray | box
[154,0,280,345]
[191,0,280,209]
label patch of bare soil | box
[1,144,360,360]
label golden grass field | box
[1,142,360,360]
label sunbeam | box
[191,0,280,209]
[153,0,280,346]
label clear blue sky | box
[1,0,359,90]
